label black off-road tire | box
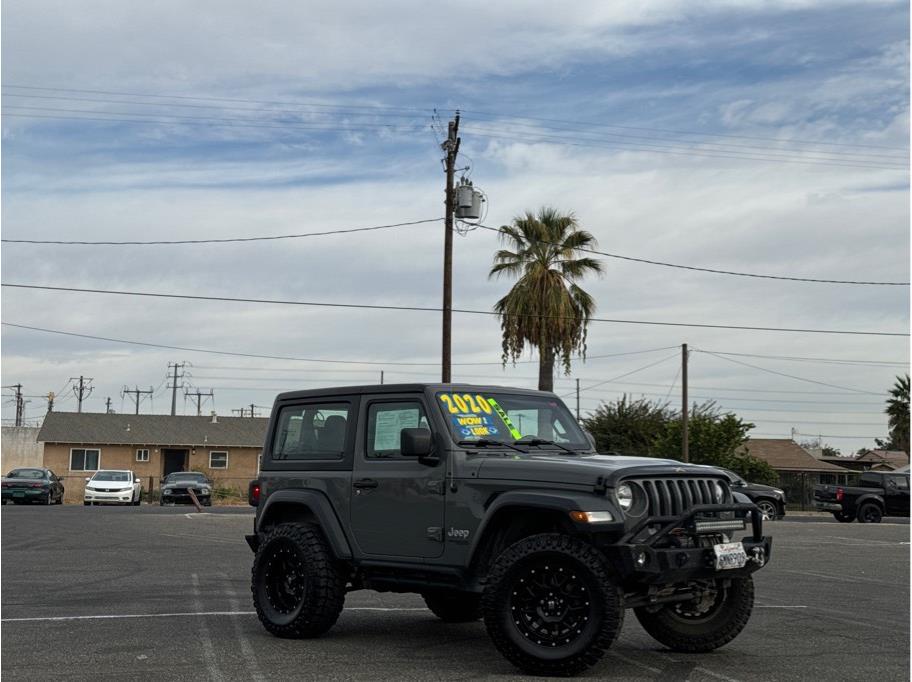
[857,503,883,524]
[422,590,482,623]
[833,511,854,523]
[481,533,623,676]
[634,576,754,652]
[252,522,345,639]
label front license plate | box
[713,542,748,570]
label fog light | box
[634,551,649,568]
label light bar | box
[694,519,746,533]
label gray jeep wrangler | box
[246,384,771,676]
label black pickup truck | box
[814,471,910,523]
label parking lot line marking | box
[1,607,432,623]
[224,576,266,682]
[756,605,807,608]
[784,569,901,587]
[161,533,246,545]
[694,667,741,682]
[608,651,662,674]
[192,573,224,682]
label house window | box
[136,448,150,462]
[209,451,228,469]
[70,448,100,471]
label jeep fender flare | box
[467,490,620,566]
[256,489,353,560]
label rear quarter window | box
[271,402,351,460]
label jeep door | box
[350,394,446,558]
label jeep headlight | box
[616,483,634,511]
[713,480,725,502]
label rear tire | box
[481,533,623,676]
[422,590,482,623]
[857,503,883,523]
[252,523,345,639]
[634,576,754,652]
[833,511,854,523]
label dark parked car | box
[814,471,910,523]
[2,467,65,505]
[717,468,786,520]
[159,471,213,506]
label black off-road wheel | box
[857,503,883,524]
[422,590,482,623]
[481,533,623,676]
[634,576,754,652]
[833,511,854,523]
[252,522,345,639]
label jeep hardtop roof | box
[274,383,554,402]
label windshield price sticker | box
[439,393,510,439]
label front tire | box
[481,533,623,676]
[755,500,778,521]
[833,511,854,523]
[252,523,345,639]
[423,590,481,622]
[634,576,754,652]
[857,503,883,523]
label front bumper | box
[161,491,211,505]
[84,489,134,504]
[602,503,772,585]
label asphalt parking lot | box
[2,506,909,681]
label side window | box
[367,401,428,458]
[891,476,909,490]
[272,402,351,460]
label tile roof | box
[739,438,848,472]
[37,412,269,448]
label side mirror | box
[134,478,142,484]
[84,477,90,483]
[401,428,433,457]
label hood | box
[475,452,717,487]
[86,481,133,489]
[745,482,783,494]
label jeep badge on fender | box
[246,383,771,676]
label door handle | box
[353,478,378,490]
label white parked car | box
[83,470,143,506]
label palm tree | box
[489,207,602,392]
[886,374,910,456]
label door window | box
[366,401,428,458]
[890,475,909,490]
[272,402,351,460]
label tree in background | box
[582,398,778,485]
[582,395,674,456]
[885,374,910,456]
[489,207,602,392]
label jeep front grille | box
[633,477,728,517]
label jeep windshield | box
[436,390,589,452]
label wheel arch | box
[467,491,617,579]
[256,489,352,559]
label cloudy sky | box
[2,0,909,454]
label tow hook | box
[749,547,765,567]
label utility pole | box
[168,362,186,416]
[13,384,23,427]
[681,343,689,463]
[184,388,214,416]
[575,378,580,421]
[71,376,94,413]
[250,403,256,418]
[122,386,153,415]
[441,112,460,383]
[47,391,55,413]
[380,370,384,385]
[232,407,249,418]
[105,397,113,414]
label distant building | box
[37,412,268,503]
[739,438,853,509]
[817,449,910,472]
[1,426,44,471]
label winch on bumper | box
[601,503,772,584]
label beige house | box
[37,412,268,503]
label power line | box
[566,353,681,397]
[692,349,909,367]
[696,350,881,395]
[477,225,909,286]
[751,433,882,440]
[1,218,440,245]
[4,284,907,337]
[576,389,882,406]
